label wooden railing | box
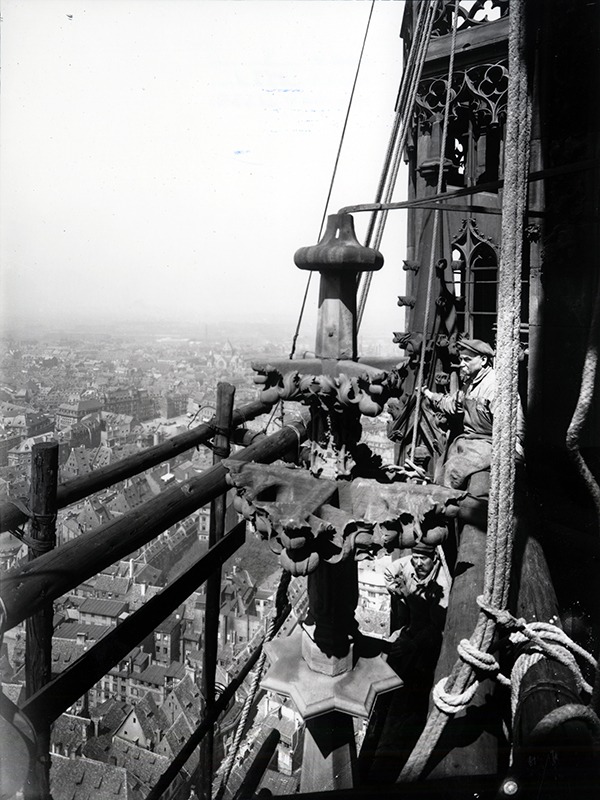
[0,398,275,534]
[0,395,308,800]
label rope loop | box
[477,596,527,633]
[457,638,511,687]
[432,675,479,716]
[480,600,597,698]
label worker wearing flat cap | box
[384,541,450,682]
[422,338,525,489]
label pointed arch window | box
[451,219,498,344]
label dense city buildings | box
[0,323,399,799]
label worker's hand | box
[384,568,406,594]
[421,386,433,401]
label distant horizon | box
[0,313,403,351]
[1,1,408,342]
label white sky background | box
[1,0,408,342]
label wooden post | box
[510,531,599,792]
[427,472,504,780]
[200,383,235,800]
[24,441,59,800]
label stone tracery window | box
[431,0,509,38]
[416,63,508,188]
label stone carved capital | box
[224,461,466,576]
[252,363,408,418]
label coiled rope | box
[400,0,532,780]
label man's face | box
[459,351,486,378]
[411,553,434,579]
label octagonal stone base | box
[262,628,402,720]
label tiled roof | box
[135,692,170,735]
[154,611,182,634]
[82,733,112,762]
[125,583,161,610]
[131,563,163,585]
[136,664,168,687]
[79,598,129,618]
[110,738,171,790]
[89,699,132,736]
[51,640,89,674]
[170,674,203,726]
[93,574,131,596]
[165,662,186,681]
[50,754,139,800]
[51,713,90,754]
[53,621,110,642]
[163,715,199,772]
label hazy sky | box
[1,0,408,342]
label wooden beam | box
[0,415,308,630]
[21,522,246,727]
[510,531,598,788]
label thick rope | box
[217,570,291,791]
[526,704,600,745]
[564,255,600,711]
[400,0,532,780]
[477,596,598,715]
[289,1,376,359]
[565,253,600,522]
[357,0,438,329]
[409,0,459,460]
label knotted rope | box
[478,597,597,715]
[400,0,532,780]
[431,597,600,759]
